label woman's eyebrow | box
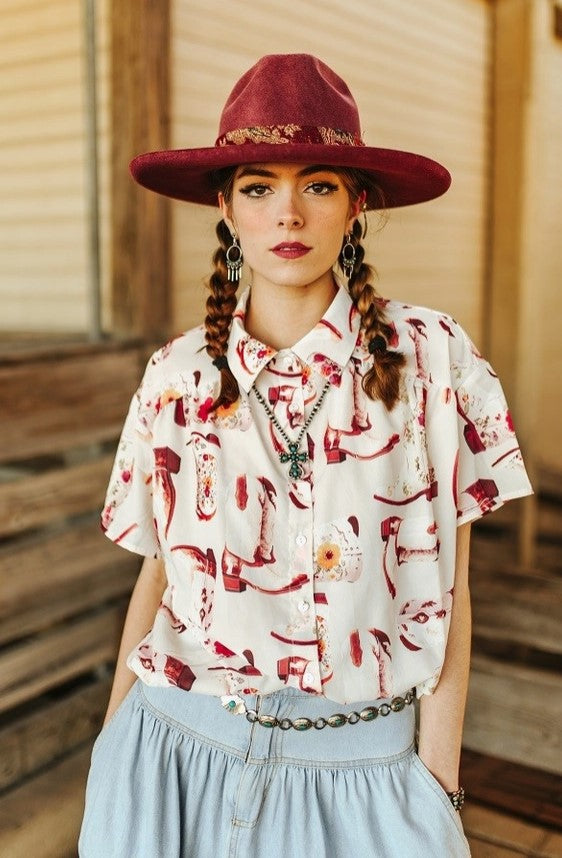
[236,165,336,180]
[236,166,277,179]
[297,165,337,177]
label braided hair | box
[203,168,241,411]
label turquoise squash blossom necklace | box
[251,379,331,479]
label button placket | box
[287,481,320,690]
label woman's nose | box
[276,191,304,228]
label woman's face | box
[219,163,362,293]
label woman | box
[79,54,532,857]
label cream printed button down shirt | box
[102,284,533,704]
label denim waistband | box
[137,682,417,768]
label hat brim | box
[129,144,451,209]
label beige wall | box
[488,0,562,480]
[170,0,492,346]
[0,0,110,335]
[519,0,562,475]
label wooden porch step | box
[464,802,562,857]
[0,344,142,464]
[0,743,90,858]
[0,452,115,537]
[0,675,111,793]
[0,603,126,714]
[470,569,562,656]
[464,655,562,775]
[462,749,562,831]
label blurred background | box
[0,1,560,855]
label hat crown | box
[217,54,361,139]
[130,53,452,208]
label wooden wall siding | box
[488,0,562,486]
[0,0,110,334]
[170,0,491,349]
[110,0,171,338]
[94,0,112,334]
[521,0,562,480]
[0,343,145,856]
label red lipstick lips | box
[271,242,311,259]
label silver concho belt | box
[220,690,415,731]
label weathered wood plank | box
[471,571,562,654]
[470,530,562,580]
[0,453,114,537]
[464,656,562,774]
[540,832,562,858]
[463,802,551,855]
[111,0,170,337]
[0,518,139,625]
[0,744,91,858]
[0,348,143,463]
[461,749,562,830]
[465,842,521,858]
[0,605,126,713]
[0,562,138,646]
[536,465,562,502]
[0,676,111,793]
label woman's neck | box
[244,276,339,350]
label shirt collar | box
[226,283,362,393]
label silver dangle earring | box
[226,234,243,283]
[341,233,356,281]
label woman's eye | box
[239,184,270,197]
[306,181,338,195]
[412,612,429,624]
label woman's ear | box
[218,192,235,234]
[346,190,367,233]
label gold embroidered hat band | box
[215,124,364,148]
[130,53,451,209]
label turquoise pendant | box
[279,442,308,479]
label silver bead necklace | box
[250,379,331,479]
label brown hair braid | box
[204,216,240,411]
[336,169,406,410]
[341,218,405,409]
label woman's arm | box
[417,521,472,791]
[102,556,167,726]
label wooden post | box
[488,0,537,567]
[110,0,171,338]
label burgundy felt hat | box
[130,53,451,209]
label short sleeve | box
[453,332,533,526]
[101,359,160,558]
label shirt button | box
[303,671,314,684]
[298,600,310,613]
[295,533,307,546]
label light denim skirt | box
[78,680,470,857]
